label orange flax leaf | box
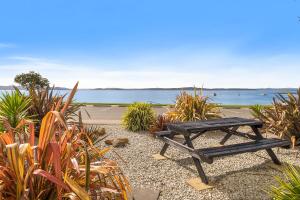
[55,97,63,111]
[65,176,90,200]
[49,142,63,200]
[23,164,36,199]
[61,82,78,115]
[0,132,14,145]
[33,169,69,191]
[38,112,57,162]
[50,111,68,130]
[15,119,33,130]
[6,143,23,199]
[29,123,35,146]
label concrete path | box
[79,106,253,125]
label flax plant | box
[166,90,220,122]
[251,89,300,147]
[0,83,131,200]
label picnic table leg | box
[251,126,281,165]
[220,127,239,145]
[183,130,206,145]
[184,135,209,184]
[160,132,175,156]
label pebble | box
[101,125,300,200]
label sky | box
[0,0,300,89]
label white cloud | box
[0,51,299,89]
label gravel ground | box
[100,125,300,200]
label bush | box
[270,165,300,200]
[122,102,155,132]
[22,85,80,137]
[0,90,31,128]
[166,90,220,122]
[250,104,265,119]
[149,114,172,134]
[252,88,300,147]
[0,83,131,199]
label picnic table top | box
[167,117,263,134]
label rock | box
[133,188,160,200]
[105,138,129,147]
[105,139,113,145]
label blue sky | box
[0,0,300,88]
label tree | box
[14,71,49,90]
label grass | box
[76,102,271,108]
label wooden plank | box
[197,138,287,154]
[220,128,258,140]
[197,139,290,158]
[167,117,263,134]
[155,131,172,137]
[158,136,213,163]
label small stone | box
[105,138,129,147]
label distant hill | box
[0,85,20,90]
[0,86,69,90]
[92,87,297,91]
[0,86,296,91]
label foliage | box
[270,164,300,200]
[252,89,300,147]
[166,90,220,122]
[250,104,265,119]
[0,83,131,200]
[23,86,81,136]
[78,111,106,145]
[14,71,49,90]
[0,90,31,128]
[149,114,172,135]
[122,102,155,132]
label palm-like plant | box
[0,83,131,200]
[166,91,220,122]
[149,114,171,134]
[252,89,300,147]
[24,86,81,136]
[0,90,31,128]
[270,165,300,200]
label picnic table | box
[156,117,290,184]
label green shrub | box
[250,104,265,119]
[0,90,31,128]
[166,90,220,122]
[122,102,155,132]
[270,164,300,200]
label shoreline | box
[79,106,253,125]
[77,102,268,109]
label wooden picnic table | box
[156,117,290,184]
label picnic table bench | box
[156,117,290,184]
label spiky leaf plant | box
[78,111,107,145]
[0,83,131,200]
[270,164,300,200]
[166,91,220,122]
[250,104,265,119]
[252,89,300,147]
[122,102,155,132]
[149,114,171,135]
[0,90,31,128]
[22,86,81,136]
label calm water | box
[0,89,296,105]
